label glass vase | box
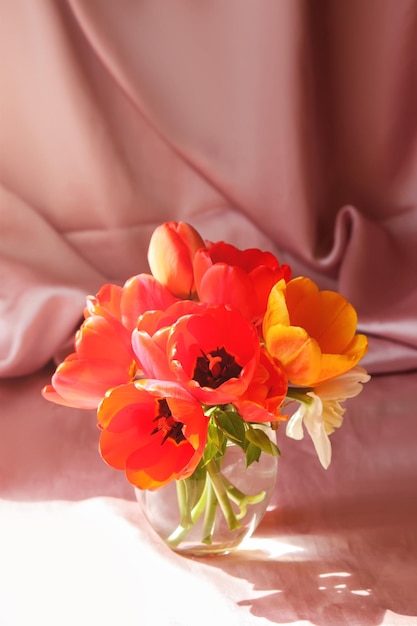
[135,439,278,557]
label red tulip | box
[85,273,177,332]
[97,380,208,490]
[133,302,260,405]
[167,305,260,405]
[147,221,206,298]
[132,300,208,381]
[193,241,291,324]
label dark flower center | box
[152,399,186,445]
[193,346,242,389]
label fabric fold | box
[1,0,417,377]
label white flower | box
[286,366,370,469]
[313,366,371,402]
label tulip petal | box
[283,278,361,353]
[194,242,289,323]
[250,266,285,320]
[100,426,142,470]
[235,349,288,421]
[132,329,174,381]
[97,382,149,429]
[75,316,133,364]
[282,277,321,329]
[121,274,177,331]
[314,291,359,353]
[85,283,123,320]
[126,437,196,484]
[41,385,81,408]
[315,333,369,384]
[265,325,322,386]
[197,264,256,321]
[52,359,132,409]
[234,400,281,423]
[262,279,290,331]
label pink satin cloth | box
[1,2,416,625]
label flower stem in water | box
[166,457,268,548]
[205,459,241,532]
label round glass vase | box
[135,439,278,557]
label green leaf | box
[202,442,222,466]
[245,426,281,457]
[215,410,246,448]
[207,419,225,453]
[245,442,262,467]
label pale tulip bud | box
[147,221,205,298]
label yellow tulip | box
[263,277,368,386]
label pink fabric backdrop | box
[1,1,416,624]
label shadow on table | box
[200,501,417,626]
[195,369,417,625]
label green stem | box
[221,476,266,520]
[286,387,313,403]
[201,474,218,544]
[166,479,208,547]
[166,454,270,548]
[205,460,241,532]
[176,479,192,527]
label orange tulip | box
[42,314,138,409]
[97,380,208,490]
[147,221,205,298]
[263,277,368,386]
[234,348,288,423]
[193,241,291,324]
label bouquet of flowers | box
[43,222,369,554]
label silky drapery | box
[2,0,417,377]
[1,2,416,625]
